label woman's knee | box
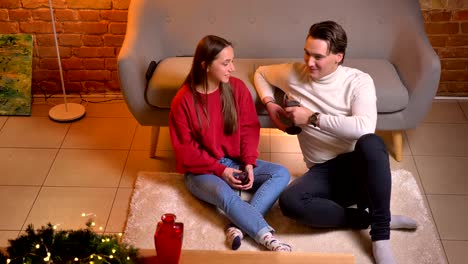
[273,165,291,186]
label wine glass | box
[283,92,302,135]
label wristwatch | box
[308,112,320,127]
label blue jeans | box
[184,157,290,242]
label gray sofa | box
[118,0,441,162]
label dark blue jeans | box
[279,133,391,241]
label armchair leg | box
[391,130,403,162]
[150,126,160,158]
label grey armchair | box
[118,0,441,162]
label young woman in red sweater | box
[169,35,291,251]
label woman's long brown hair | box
[183,35,238,134]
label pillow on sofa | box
[146,57,193,109]
[146,57,299,109]
[146,57,409,114]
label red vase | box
[154,213,184,264]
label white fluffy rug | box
[122,170,446,263]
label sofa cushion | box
[146,57,192,109]
[147,57,408,114]
[343,59,409,113]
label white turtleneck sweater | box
[254,63,377,167]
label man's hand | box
[284,106,314,126]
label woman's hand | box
[240,164,254,190]
[221,167,244,189]
[221,165,254,190]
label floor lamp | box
[47,0,85,122]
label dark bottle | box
[154,213,184,264]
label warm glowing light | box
[35,244,40,249]
[109,255,114,259]
[97,256,102,260]
[118,233,122,236]
[112,249,116,253]
[74,257,79,261]
[106,238,110,242]
[99,226,103,231]
[127,257,130,260]
[53,225,57,230]
[91,222,96,226]
[7,259,11,263]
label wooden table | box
[138,249,355,264]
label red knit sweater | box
[169,77,260,177]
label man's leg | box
[353,133,392,241]
[278,159,369,229]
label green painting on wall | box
[0,34,33,116]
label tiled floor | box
[1,98,468,263]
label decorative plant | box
[0,220,138,264]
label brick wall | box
[0,0,467,96]
[422,5,468,96]
[0,0,128,96]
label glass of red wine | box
[283,93,302,135]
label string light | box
[81,212,95,217]
[43,252,51,261]
[3,219,136,264]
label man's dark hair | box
[308,20,347,64]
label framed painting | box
[0,34,33,116]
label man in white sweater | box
[254,20,417,264]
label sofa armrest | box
[389,25,441,129]
[117,0,169,126]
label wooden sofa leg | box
[391,130,403,162]
[150,126,160,158]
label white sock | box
[372,240,396,264]
[390,215,417,230]
[225,226,243,250]
[259,232,291,252]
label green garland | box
[0,221,138,264]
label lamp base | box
[49,103,86,122]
